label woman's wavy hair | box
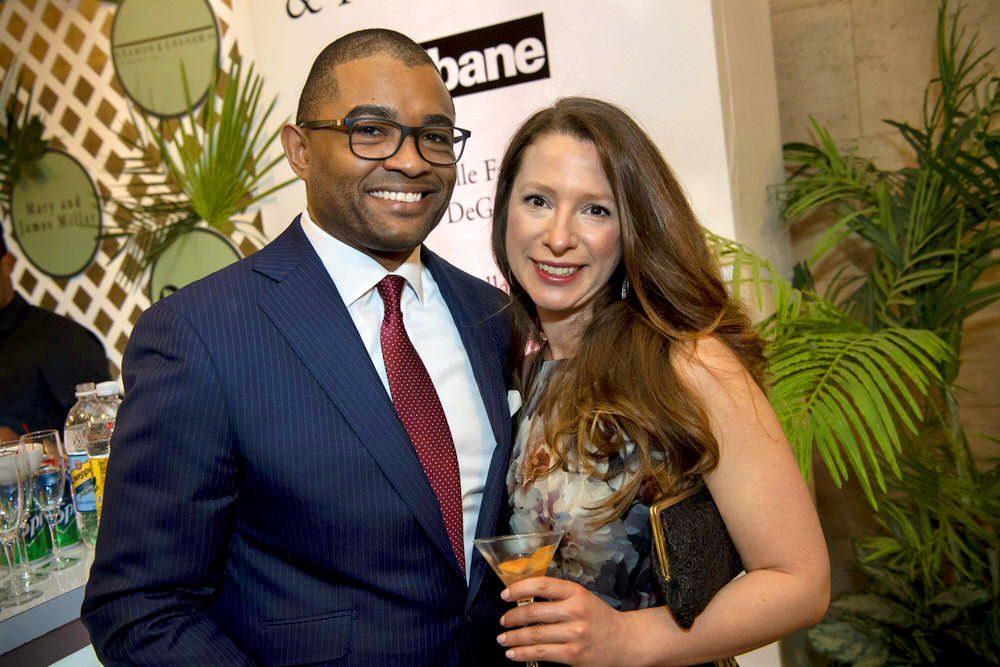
[491,97,767,523]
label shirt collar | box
[299,208,426,306]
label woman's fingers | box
[502,575,575,604]
[498,622,588,666]
[501,598,562,628]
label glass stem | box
[516,597,539,667]
[14,531,31,581]
[43,511,63,565]
[2,540,17,592]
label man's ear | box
[0,253,14,278]
[280,123,310,181]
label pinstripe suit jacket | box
[81,218,513,666]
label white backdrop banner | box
[233,0,734,287]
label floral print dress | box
[507,361,664,611]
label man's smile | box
[368,190,426,203]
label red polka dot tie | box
[377,275,465,576]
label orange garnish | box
[498,557,530,574]
[528,544,555,571]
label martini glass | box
[474,529,564,667]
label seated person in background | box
[0,228,110,434]
[489,97,830,665]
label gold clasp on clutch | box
[648,483,706,583]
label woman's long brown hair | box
[491,97,767,524]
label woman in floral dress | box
[489,97,830,665]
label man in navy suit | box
[83,29,512,665]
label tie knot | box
[377,274,407,312]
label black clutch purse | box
[649,482,743,631]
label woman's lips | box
[533,260,582,284]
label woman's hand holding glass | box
[497,576,640,666]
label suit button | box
[466,612,475,623]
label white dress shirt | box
[300,209,496,580]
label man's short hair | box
[0,227,7,257]
[296,28,441,124]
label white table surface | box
[0,544,93,655]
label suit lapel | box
[253,221,458,574]
[423,250,513,606]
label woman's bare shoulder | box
[671,336,748,392]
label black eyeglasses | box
[298,117,472,166]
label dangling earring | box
[621,277,630,299]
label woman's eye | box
[586,205,610,217]
[524,195,547,207]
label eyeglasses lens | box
[348,120,464,164]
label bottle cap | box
[74,382,97,396]
[96,381,121,397]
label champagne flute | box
[0,441,42,606]
[9,437,50,586]
[474,529,564,667]
[23,430,78,570]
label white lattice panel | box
[0,0,274,379]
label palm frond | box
[706,233,953,508]
[779,31,1000,338]
[770,322,950,507]
[0,63,49,216]
[107,58,295,288]
[140,60,295,233]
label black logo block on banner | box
[422,14,550,98]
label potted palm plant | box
[718,2,998,663]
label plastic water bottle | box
[87,381,121,525]
[64,383,100,547]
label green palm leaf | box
[706,233,952,508]
[143,60,295,233]
[108,59,295,287]
[0,64,49,216]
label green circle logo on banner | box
[149,227,240,303]
[10,150,101,279]
[111,0,219,117]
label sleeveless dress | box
[506,361,664,611]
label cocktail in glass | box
[474,529,564,667]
